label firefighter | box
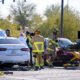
[45,38,59,67]
[32,30,44,70]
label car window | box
[58,38,73,48]
[0,31,6,37]
[61,39,73,45]
[58,40,64,47]
[0,39,23,44]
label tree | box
[31,14,43,28]
[40,5,80,41]
[45,5,60,17]
[63,6,80,40]
[39,5,60,38]
[10,0,35,31]
[0,18,20,37]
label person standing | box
[32,30,44,70]
[5,29,11,37]
[26,31,33,67]
[46,38,59,67]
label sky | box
[0,0,80,18]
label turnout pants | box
[34,52,44,67]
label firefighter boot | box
[34,66,39,71]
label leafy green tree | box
[0,18,20,37]
[39,5,60,38]
[39,5,80,41]
[31,14,43,28]
[10,0,35,31]
[63,6,80,40]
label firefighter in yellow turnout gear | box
[45,38,59,67]
[32,30,44,70]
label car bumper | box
[0,55,30,64]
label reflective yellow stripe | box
[35,57,39,67]
[47,48,54,51]
[70,52,79,62]
[0,71,4,76]
[33,50,44,52]
[33,42,44,52]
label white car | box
[0,29,7,37]
[0,37,30,66]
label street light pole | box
[2,0,4,4]
[60,0,64,37]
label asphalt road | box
[0,66,80,80]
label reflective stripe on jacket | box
[33,42,44,52]
[32,35,44,53]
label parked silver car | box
[0,37,30,66]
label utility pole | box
[60,0,64,37]
[13,0,15,2]
[24,0,26,2]
[2,0,4,4]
